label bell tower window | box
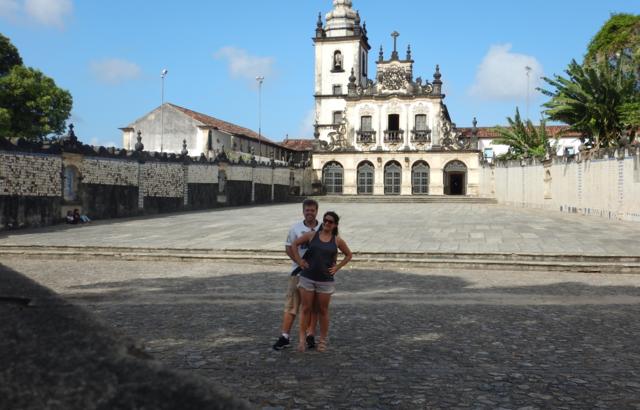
[332,50,344,72]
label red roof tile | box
[168,103,277,145]
[280,139,315,151]
[458,125,583,139]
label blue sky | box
[1,0,638,147]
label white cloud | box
[214,46,275,85]
[90,58,142,85]
[297,108,316,138]
[0,0,19,19]
[24,0,72,28]
[469,44,543,101]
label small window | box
[415,114,427,131]
[361,116,372,131]
[484,148,494,159]
[333,85,343,95]
[333,111,343,125]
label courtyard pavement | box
[1,202,640,255]
[4,257,640,409]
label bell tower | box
[313,0,371,144]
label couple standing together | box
[273,199,352,353]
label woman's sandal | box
[317,338,327,352]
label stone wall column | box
[401,158,412,195]
[183,164,189,206]
[271,165,275,202]
[430,167,444,195]
[137,161,144,210]
[251,163,256,203]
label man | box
[273,198,321,350]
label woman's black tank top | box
[301,230,337,282]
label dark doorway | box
[449,173,464,195]
[388,114,400,131]
[443,160,467,195]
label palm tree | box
[493,108,552,160]
[538,59,638,149]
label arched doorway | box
[443,160,467,195]
[384,161,402,195]
[357,161,374,195]
[412,161,430,195]
[323,162,344,194]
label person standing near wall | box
[272,199,321,350]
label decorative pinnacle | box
[181,139,188,156]
[379,45,384,62]
[134,130,144,152]
[433,64,442,82]
[406,44,412,60]
[317,12,322,28]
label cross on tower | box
[391,31,400,60]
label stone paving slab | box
[4,257,640,409]
[1,203,639,256]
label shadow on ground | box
[54,268,640,409]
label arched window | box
[333,50,343,71]
[323,162,343,194]
[412,161,430,195]
[357,162,374,195]
[384,161,402,195]
[443,160,467,195]
[218,170,227,193]
[63,166,79,202]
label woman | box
[290,211,352,352]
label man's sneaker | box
[273,335,290,351]
[306,334,316,350]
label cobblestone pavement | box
[5,257,640,409]
[2,202,640,255]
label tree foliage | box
[586,13,640,77]
[493,108,552,160]
[0,33,72,140]
[538,59,638,148]
[0,34,22,76]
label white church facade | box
[311,0,489,196]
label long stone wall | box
[480,149,640,222]
[0,152,62,196]
[0,142,306,230]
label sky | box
[1,0,638,147]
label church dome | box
[325,0,358,36]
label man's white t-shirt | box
[285,220,320,274]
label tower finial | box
[391,31,400,60]
[379,45,384,62]
[406,44,412,60]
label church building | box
[311,0,481,196]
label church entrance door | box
[443,160,467,195]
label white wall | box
[480,149,640,221]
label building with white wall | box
[121,103,290,164]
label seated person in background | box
[73,209,91,224]
[65,210,75,224]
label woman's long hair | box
[322,211,340,236]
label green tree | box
[0,34,22,76]
[586,13,640,77]
[493,108,552,160]
[0,33,72,140]
[538,59,638,149]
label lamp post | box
[256,76,264,161]
[160,68,168,153]
[525,65,531,120]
